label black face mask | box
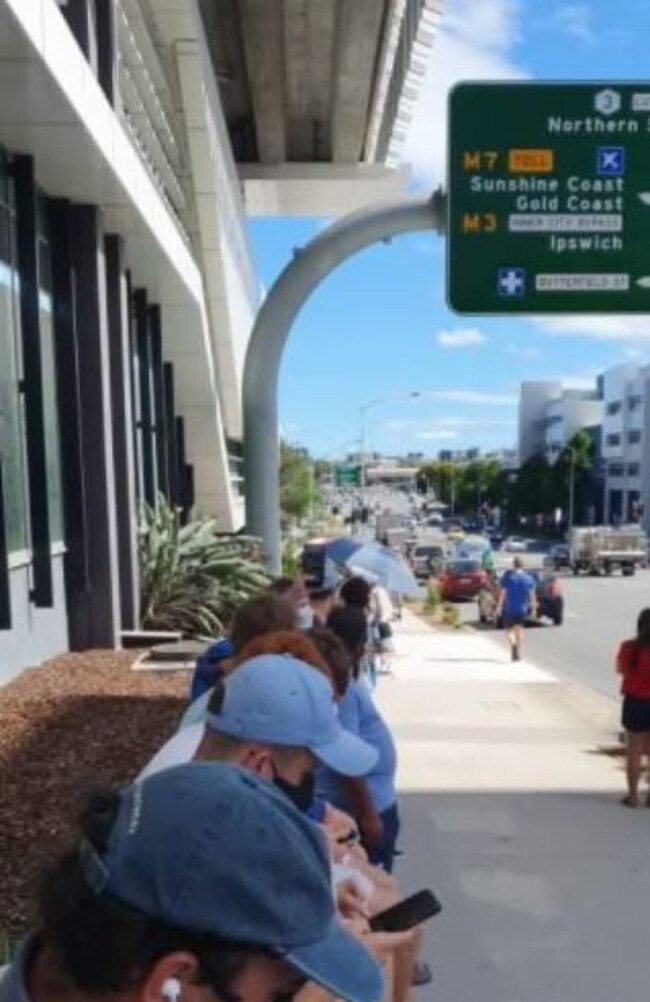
[272,769,316,813]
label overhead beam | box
[331,0,387,163]
[239,0,287,164]
[283,0,336,160]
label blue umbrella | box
[346,542,419,597]
[324,537,363,564]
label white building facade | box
[518,381,603,465]
[600,364,650,529]
[0,0,440,680]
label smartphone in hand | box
[368,889,442,933]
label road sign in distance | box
[334,465,362,487]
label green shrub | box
[139,497,270,637]
[440,602,460,628]
[282,538,300,577]
[424,582,441,613]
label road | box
[456,569,650,701]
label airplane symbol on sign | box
[596,147,625,176]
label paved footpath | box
[375,612,649,1002]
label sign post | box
[448,82,650,313]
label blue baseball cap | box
[206,654,377,776]
[81,763,383,1002]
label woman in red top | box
[616,607,650,806]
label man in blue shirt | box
[496,556,538,662]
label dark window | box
[0,155,29,553]
[36,221,64,543]
[607,401,622,415]
[606,433,621,447]
[628,463,640,477]
[628,429,642,444]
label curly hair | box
[231,630,334,689]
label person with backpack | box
[616,608,650,807]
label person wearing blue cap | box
[140,654,378,815]
[0,763,385,1002]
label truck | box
[568,525,647,576]
[375,513,409,545]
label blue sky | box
[248,0,650,460]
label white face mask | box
[296,605,315,630]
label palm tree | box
[558,431,595,527]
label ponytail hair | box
[636,608,650,647]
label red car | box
[438,559,487,601]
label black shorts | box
[622,695,650,733]
[503,612,526,628]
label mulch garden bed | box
[0,650,188,941]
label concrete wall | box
[2,552,68,684]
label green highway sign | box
[448,82,650,313]
[334,465,362,487]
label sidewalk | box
[376,612,648,1002]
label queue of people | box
[1,574,431,1002]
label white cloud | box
[383,416,476,435]
[402,0,529,186]
[415,429,460,441]
[552,4,596,43]
[432,389,518,406]
[437,327,487,349]
[622,346,650,362]
[530,315,650,341]
[508,343,542,358]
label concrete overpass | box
[199,0,444,215]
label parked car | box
[502,536,528,553]
[477,571,564,626]
[438,559,487,601]
[461,517,486,534]
[411,543,446,579]
[545,543,571,571]
[485,527,504,548]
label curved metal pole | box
[243,191,446,573]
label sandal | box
[621,795,639,807]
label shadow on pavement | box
[396,788,649,1002]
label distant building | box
[517,368,650,531]
[518,381,603,465]
[484,448,519,470]
[599,364,650,528]
[437,448,483,463]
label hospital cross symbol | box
[497,267,526,297]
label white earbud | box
[162,978,182,1002]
